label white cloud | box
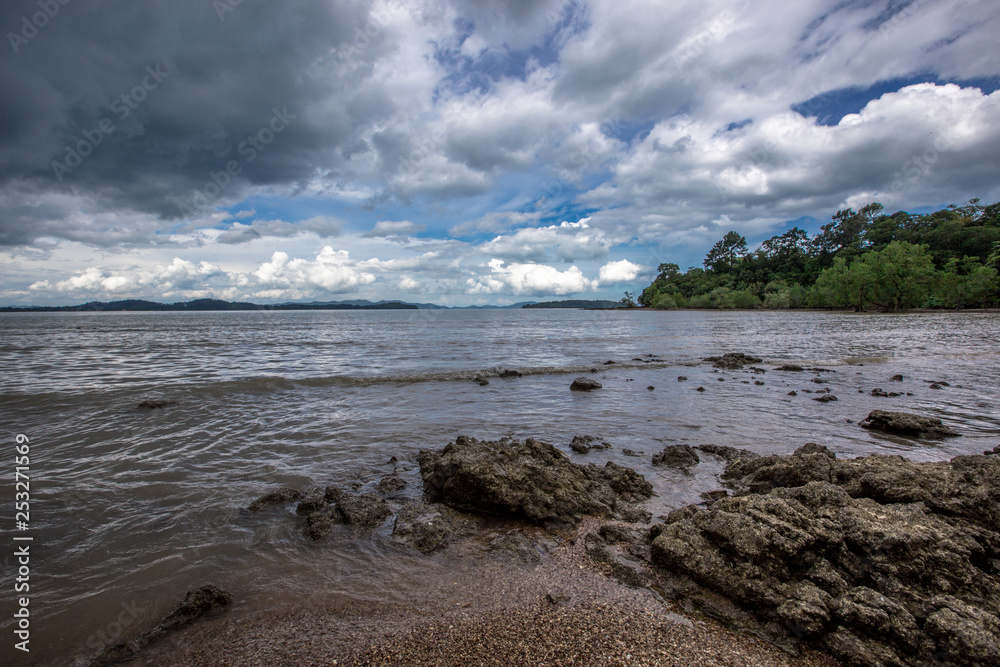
[479,219,612,262]
[467,258,597,296]
[253,247,376,294]
[598,259,642,284]
[363,220,426,237]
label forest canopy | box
[639,199,1000,311]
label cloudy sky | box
[2,0,999,306]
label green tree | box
[704,231,748,273]
[856,241,935,311]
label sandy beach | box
[135,518,839,667]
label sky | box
[1,0,999,306]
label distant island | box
[0,298,419,313]
[522,300,624,309]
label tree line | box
[639,199,1000,311]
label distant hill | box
[0,299,418,312]
[522,300,624,309]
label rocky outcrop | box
[417,436,652,525]
[651,445,700,471]
[859,410,960,437]
[649,447,1000,666]
[570,377,602,391]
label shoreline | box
[91,425,1000,667]
[134,518,839,667]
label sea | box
[1,308,998,664]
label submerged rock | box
[859,410,960,437]
[417,436,652,525]
[774,364,805,371]
[650,448,1000,666]
[375,474,407,494]
[651,445,700,471]
[703,353,763,369]
[137,399,176,410]
[498,369,522,379]
[697,444,760,465]
[247,487,304,512]
[391,501,482,553]
[93,585,232,664]
[338,492,391,527]
[570,377,603,391]
[569,435,611,454]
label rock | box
[788,391,798,396]
[247,487,304,512]
[652,445,700,470]
[584,531,653,588]
[649,449,1000,666]
[775,364,805,371]
[137,399,176,409]
[337,492,391,527]
[375,474,407,494]
[499,369,522,378]
[569,435,611,454]
[306,509,340,540]
[696,386,705,392]
[749,366,767,374]
[603,360,616,365]
[295,492,328,515]
[701,490,728,503]
[570,377,603,391]
[392,501,482,554]
[811,377,827,384]
[859,410,960,437]
[890,374,904,382]
[647,385,655,391]
[929,382,944,389]
[545,591,570,605]
[476,378,490,386]
[794,443,835,458]
[703,353,763,369]
[622,448,643,457]
[417,436,652,525]
[812,395,837,403]
[871,388,889,397]
[677,376,688,381]
[487,532,542,565]
[697,444,760,465]
[94,586,232,664]
[754,380,765,386]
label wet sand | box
[133,523,839,667]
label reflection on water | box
[1,309,998,664]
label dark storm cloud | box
[0,0,382,244]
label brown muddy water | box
[1,309,998,664]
